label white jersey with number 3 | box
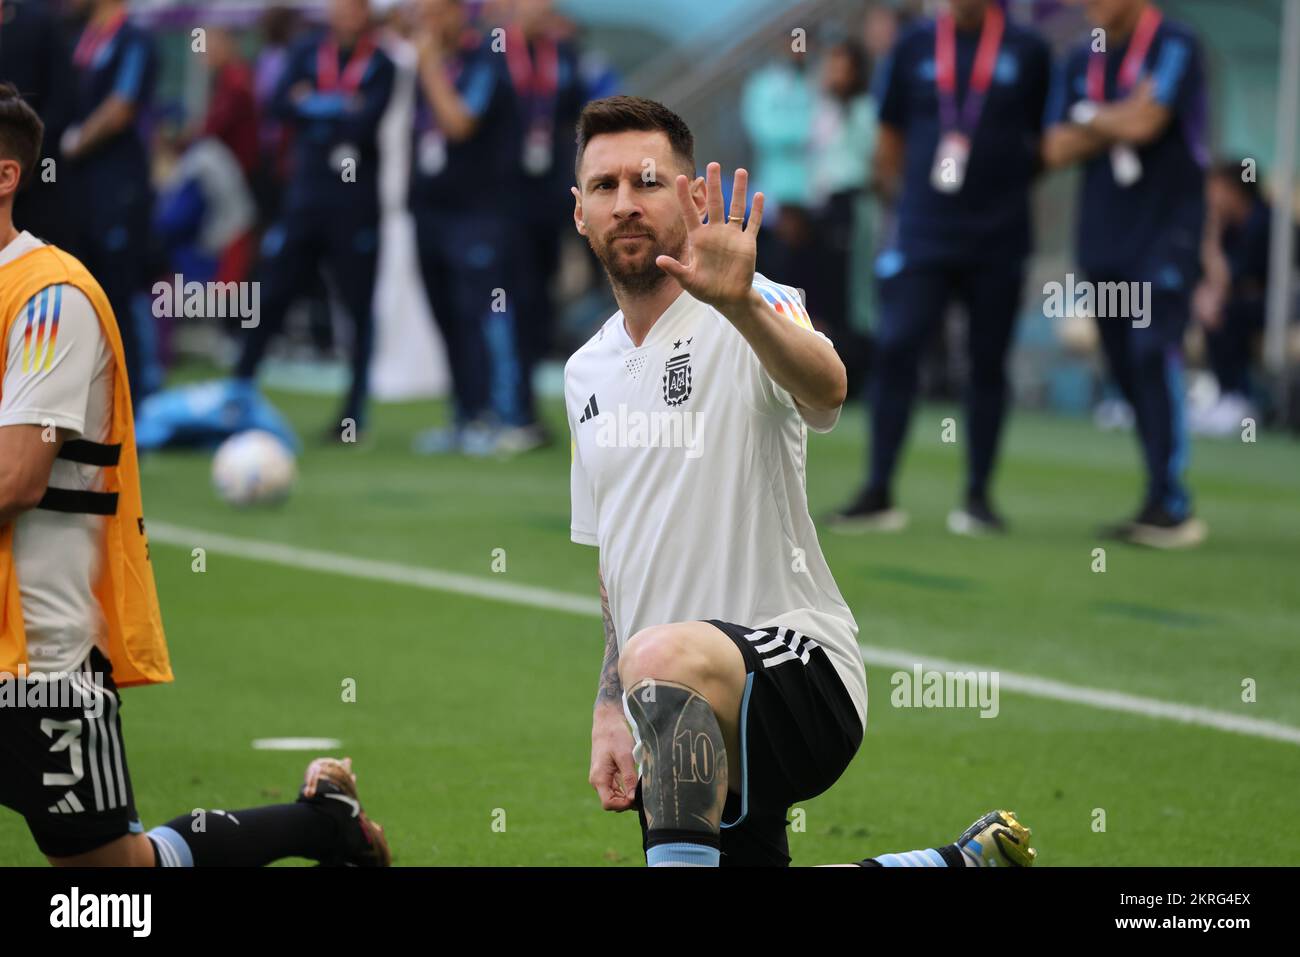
[566,274,867,729]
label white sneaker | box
[1201,393,1258,438]
[1093,398,1134,432]
[493,425,550,456]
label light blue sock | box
[873,848,950,867]
[146,825,194,867]
[646,841,720,867]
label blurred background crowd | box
[1,0,1297,463]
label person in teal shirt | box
[809,39,878,393]
[742,41,816,300]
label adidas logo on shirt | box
[47,791,86,815]
[578,394,600,423]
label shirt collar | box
[0,231,42,269]
[616,286,694,351]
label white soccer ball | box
[211,430,297,507]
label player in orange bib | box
[0,83,388,867]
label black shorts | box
[635,619,864,866]
[0,647,141,858]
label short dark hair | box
[829,39,870,98]
[261,5,301,46]
[1210,159,1261,203]
[574,95,695,185]
[0,83,44,191]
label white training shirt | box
[566,273,867,729]
[0,231,113,676]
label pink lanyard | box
[317,34,376,96]
[935,2,1005,135]
[1087,4,1162,102]
[504,27,558,124]
[73,9,128,70]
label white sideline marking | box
[252,737,343,751]
[150,522,599,617]
[149,522,1300,747]
[857,646,1300,745]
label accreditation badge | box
[330,141,359,174]
[522,127,553,176]
[418,130,448,177]
[930,131,970,194]
[1110,144,1143,187]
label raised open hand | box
[655,162,765,313]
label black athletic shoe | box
[827,487,908,533]
[947,494,1007,536]
[298,757,391,866]
[1100,503,1207,549]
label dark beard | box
[589,227,686,297]
[603,258,667,296]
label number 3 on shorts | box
[40,719,85,787]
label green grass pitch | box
[2,385,1297,865]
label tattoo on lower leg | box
[626,680,727,834]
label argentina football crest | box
[662,348,692,406]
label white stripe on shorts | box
[70,671,106,812]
